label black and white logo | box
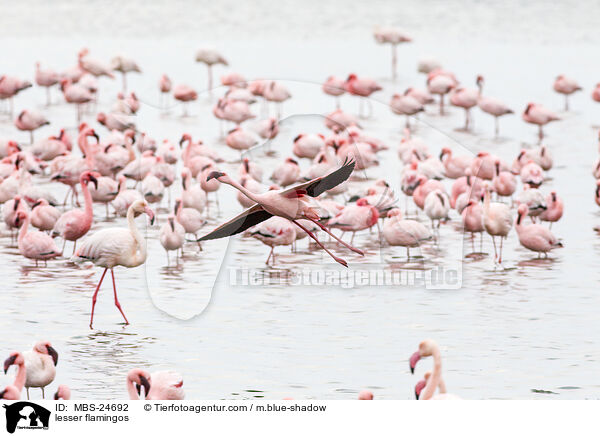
[2,402,50,433]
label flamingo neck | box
[81,181,94,224]
[225,178,262,204]
[126,378,140,400]
[18,215,29,245]
[420,348,442,400]
[13,361,26,392]
[126,207,146,264]
[483,191,491,215]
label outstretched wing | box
[197,204,273,241]
[285,158,355,198]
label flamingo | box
[373,26,411,80]
[226,127,258,156]
[404,87,434,105]
[476,75,513,136]
[250,216,297,265]
[409,339,460,400]
[539,191,563,229]
[483,185,512,264]
[492,159,517,199]
[2,351,26,400]
[322,76,346,109]
[196,159,363,267]
[439,148,471,179]
[35,62,60,105]
[160,215,185,265]
[111,55,141,93]
[553,75,581,111]
[254,117,279,140]
[30,199,61,232]
[520,160,544,188]
[593,83,600,103]
[181,168,207,212]
[344,74,382,118]
[14,110,49,144]
[174,198,205,249]
[140,173,165,204]
[158,74,172,111]
[414,371,460,400]
[54,385,71,400]
[195,48,227,96]
[60,78,94,123]
[78,48,114,79]
[173,84,198,116]
[111,176,143,216]
[522,103,560,140]
[417,57,442,74]
[221,72,247,88]
[72,200,155,328]
[0,75,32,117]
[238,157,263,182]
[14,210,61,265]
[462,200,484,254]
[327,198,380,244]
[424,190,450,229]
[88,175,118,217]
[271,158,301,187]
[390,93,424,129]
[324,109,360,132]
[382,208,431,259]
[293,133,325,159]
[97,112,135,132]
[22,341,58,399]
[52,171,99,254]
[516,186,547,221]
[263,81,291,118]
[515,204,562,257]
[427,71,456,115]
[450,76,481,130]
[358,390,374,400]
[127,368,184,400]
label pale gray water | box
[0,2,599,400]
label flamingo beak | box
[206,171,224,182]
[32,200,42,209]
[139,375,151,398]
[0,389,6,398]
[47,345,59,365]
[414,379,427,400]
[169,218,175,232]
[4,355,16,374]
[145,207,155,225]
[174,201,180,215]
[92,132,99,142]
[89,174,98,190]
[409,351,421,374]
[179,136,185,147]
[54,391,59,400]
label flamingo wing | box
[196,204,273,241]
[285,158,355,198]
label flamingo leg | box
[89,268,108,329]
[391,43,397,81]
[499,237,504,264]
[494,117,499,136]
[26,388,30,400]
[111,268,130,325]
[41,387,45,399]
[266,247,273,265]
[491,236,498,261]
[292,220,348,267]
[304,217,364,255]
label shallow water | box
[0,2,599,400]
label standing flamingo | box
[539,191,563,229]
[14,110,49,144]
[35,62,60,105]
[111,55,141,93]
[173,84,198,116]
[476,75,513,136]
[483,185,512,264]
[522,103,560,140]
[250,216,297,265]
[383,208,432,259]
[52,171,99,254]
[322,76,346,109]
[160,215,185,265]
[196,159,363,267]
[14,210,61,266]
[72,200,155,328]
[344,74,382,118]
[450,76,481,130]
[462,200,484,254]
[127,368,184,400]
[593,83,600,103]
[427,71,456,115]
[515,204,562,257]
[373,27,411,80]
[195,48,228,96]
[159,74,172,111]
[553,75,581,111]
[23,341,59,399]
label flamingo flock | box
[0,20,598,402]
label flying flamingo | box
[52,171,99,254]
[72,199,155,328]
[196,48,228,97]
[196,159,363,267]
[409,339,460,400]
[35,62,60,105]
[14,110,49,144]
[22,341,59,399]
[373,26,411,80]
[522,103,560,140]
[553,75,581,111]
[322,76,346,109]
[54,385,71,400]
[14,210,61,266]
[476,75,513,136]
[483,185,512,264]
[515,204,562,257]
[2,351,26,400]
[127,368,184,400]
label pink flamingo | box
[390,93,424,129]
[462,200,484,253]
[439,148,471,179]
[358,390,374,400]
[221,72,247,88]
[197,160,363,267]
[373,26,411,80]
[322,76,346,109]
[14,110,49,144]
[52,171,99,254]
[250,216,297,265]
[344,74,382,118]
[476,75,513,136]
[383,209,431,259]
[72,200,155,328]
[539,191,563,229]
[553,75,582,111]
[78,48,114,78]
[405,87,434,105]
[60,78,94,123]
[35,62,60,105]
[520,160,544,188]
[426,70,456,115]
[0,76,32,117]
[409,339,460,400]
[111,55,141,93]
[325,109,360,132]
[483,185,512,264]
[160,215,185,265]
[327,198,380,244]
[226,127,258,155]
[111,176,143,216]
[158,74,172,111]
[23,341,59,399]
[515,204,562,257]
[173,84,198,116]
[271,158,300,187]
[30,198,60,232]
[414,371,459,400]
[412,175,445,210]
[238,157,263,182]
[96,112,135,132]
[450,76,481,130]
[2,351,26,400]
[195,48,228,96]
[293,133,325,159]
[593,83,600,103]
[263,81,291,118]
[14,210,61,266]
[174,198,205,249]
[127,368,184,400]
[492,159,517,199]
[522,103,560,140]
[54,385,71,400]
[255,117,279,140]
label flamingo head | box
[96,112,107,124]
[179,133,192,147]
[13,210,28,228]
[206,171,226,183]
[3,351,24,374]
[131,200,155,225]
[34,341,59,365]
[550,191,557,202]
[358,390,374,400]
[524,103,534,115]
[0,385,20,400]
[167,215,176,232]
[32,198,49,209]
[127,369,151,398]
[517,204,529,223]
[356,198,370,207]
[387,208,402,219]
[410,339,438,374]
[54,385,71,400]
[81,171,100,190]
[476,75,484,86]
[414,378,427,399]
[439,147,451,160]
